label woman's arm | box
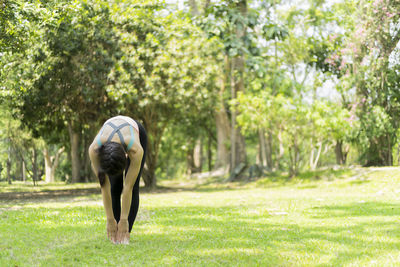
[89,143,117,243]
[117,143,143,244]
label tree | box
[307,100,352,168]
[338,0,400,165]
[108,2,220,188]
[44,145,65,183]
[199,0,264,178]
[0,104,44,184]
[6,0,120,182]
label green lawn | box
[1,167,400,266]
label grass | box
[1,167,400,266]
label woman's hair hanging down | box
[98,171,106,186]
[97,141,127,186]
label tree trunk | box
[44,148,52,183]
[187,138,202,175]
[32,148,38,185]
[82,135,92,182]
[256,143,261,165]
[295,136,300,175]
[141,118,166,189]
[310,139,314,168]
[44,146,64,183]
[68,122,81,183]
[387,133,393,166]
[259,129,273,169]
[207,134,212,171]
[142,166,156,188]
[214,73,231,170]
[310,142,322,170]
[193,138,203,173]
[188,0,199,16]
[15,157,22,181]
[289,146,294,177]
[6,150,11,185]
[215,109,230,169]
[230,61,237,174]
[266,131,273,169]
[230,57,247,176]
[142,139,158,189]
[289,135,300,177]
[258,128,267,167]
[335,140,346,165]
[51,147,63,182]
[228,0,248,180]
[22,160,26,182]
[186,145,196,176]
[398,142,400,166]
[275,127,284,170]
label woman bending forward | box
[89,115,147,244]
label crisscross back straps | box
[97,121,135,150]
[106,122,130,145]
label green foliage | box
[354,105,395,165]
[105,1,221,185]
[0,0,122,182]
[310,100,352,142]
[0,0,39,52]
[1,0,400,182]
[200,0,259,57]
[338,0,400,165]
[0,104,44,182]
[1,0,120,142]
[22,0,119,136]
[236,88,352,173]
[109,3,220,122]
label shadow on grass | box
[311,201,399,218]
[153,168,356,193]
[0,182,242,201]
[296,168,353,180]
[0,188,101,200]
[348,179,371,186]
[2,200,400,265]
[0,168,357,199]
[249,168,355,190]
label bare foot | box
[117,219,130,244]
[107,218,118,244]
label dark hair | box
[97,141,127,185]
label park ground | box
[1,167,400,266]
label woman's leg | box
[128,121,147,232]
[128,175,140,232]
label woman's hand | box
[117,219,130,244]
[107,218,118,244]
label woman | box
[89,115,147,244]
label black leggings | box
[109,121,147,232]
